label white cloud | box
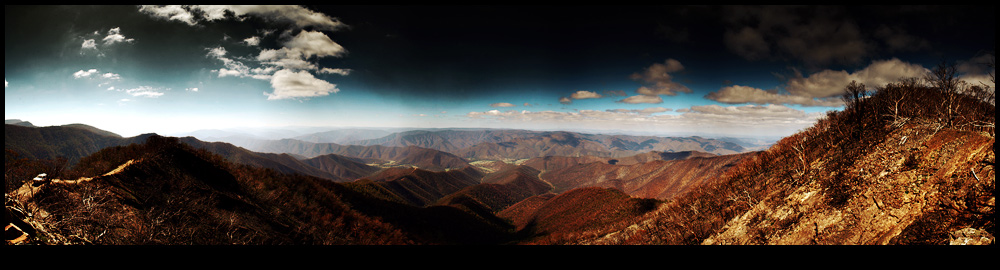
[5,80,8,88]
[81,39,97,50]
[102,73,122,81]
[125,86,165,98]
[186,88,199,92]
[559,97,572,105]
[139,5,198,26]
[617,95,664,104]
[570,90,602,100]
[318,68,352,76]
[786,58,929,98]
[283,30,347,59]
[73,69,100,79]
[490,102,517,108]
[706,85,844,107]
[630,59,692,96]
[139,5,347,31]
[102,27,135,45]
[266,69,339,100]
[244,36,261,46]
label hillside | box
[234,139,471,171]
[4,124,138,165]
[538,153,752,199]
[437,165,553,213]
[5,135,519,245]
[498,187,660,244]
[544,76,995,245]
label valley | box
[4,77,995,246]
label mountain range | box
[5,78,994,246]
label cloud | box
[874,25,930,53]
[617,95,663,104]
[465,104,822,137]
[102,73,122,81]
[705,85,844,107]
[186,88,199,92]
[5,80,8,88]
[139,5,347,31]
[125,86,165,98]
[318,68,352,76]
[102,27,135,45]
[722,6,872,67]
[570,90,602,100]
[559,90,605,105]
[785,58,929,98]
[490,102,517,108]
[523,103,533,107]
[146,5,350,101]
[81,39,97,50]
[559,97,572,105]
[606,107,672,115]
[265,69,340,100]
[139,5,198,26]
[282,30,347,59]
[73,69,100,79]
[630,59,692,96]
[244,36,261,46]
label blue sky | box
[5,5,995,138]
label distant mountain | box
[4,124,141,165]
[236,139,471,171]
[5,119,35,127]
[352,129,745,159]
[303,154,380,181]
[293,129,394,144]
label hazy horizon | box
[6,5,995,139]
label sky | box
[5,5,995,138]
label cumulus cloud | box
[102,73,122,81]
[705,85,844,107]
[5,80,8,88]
[139,5,198,26]
[490,102,517,108]
[125,86,165,98]
[786,58,929,98]
[266,69,340,100]
[139,5,346,31]
[617,95,664,104]
[146,5,350,101]
[559,97,573,105]
[570,90,602,100]
[73,69,100,79]
[559,90,605,105]
[81,39,97,50]
[102,27,135,45]
[630,59,692,96]
[244,36,261,46]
